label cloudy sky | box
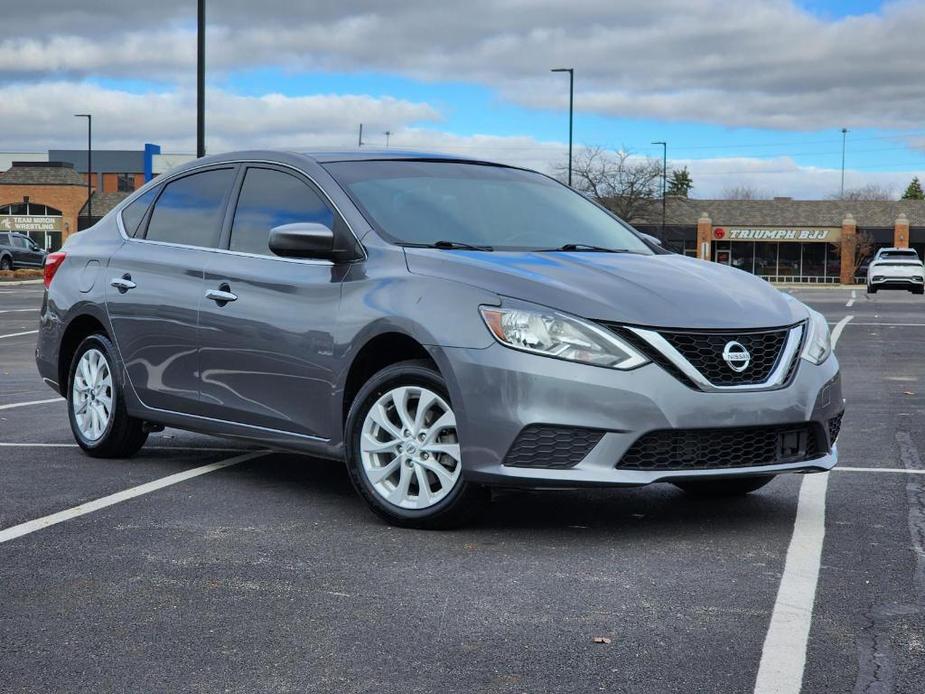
[2,0,924,198]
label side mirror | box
[268,222,335,259]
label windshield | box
[324,160,652,253]
[878,250,919,260]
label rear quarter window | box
[120,186,160,237]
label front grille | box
[503,425,604,469]
[616,424,824,471]
[659,328,788,386]
[828,413,843,445]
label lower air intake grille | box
[828,413,843,444]
[617,424,824,471]
[503,425,605,469]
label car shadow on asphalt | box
[229,451,802,539]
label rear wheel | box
[912,287,924,295]
[672,475,775,497]
[345,360,488,529]
[67,334,148,458]
[0,256,11,271]
[867,284,877,294]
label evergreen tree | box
[901,176,924,200]
[667,167,693,197]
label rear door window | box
[229,167,335,256]
[145,168,235,248]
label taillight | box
[43,252,66,289]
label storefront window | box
[731,242,754,273]
[801,244,826,280]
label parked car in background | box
[35,151,844,528]
[866,247,924,294]
[0,231,47,270]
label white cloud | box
[2,1,925,130]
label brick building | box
[636,198,925,284]
[0,162,89,251]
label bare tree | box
[829,230,874,278]
[720,185,769,200]
[829,184,895,201]
[560,146,662,222]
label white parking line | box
[0,398,63,410]
[0,329,38,340]
[0,442,253,452]
[834,466,925,475]
[845,290,856,308]
[753,314,852,694]
[0,450,269,544]
[0,308,39,314]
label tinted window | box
[0,233,9,245]
[325,160,651,253]
[145,168,234,247]
[121,187,159,237]
[12,236,28,248]
[229,168,335,256]
[880,250,919,259]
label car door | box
[106,166,236,414]
[12,235,41,266]
[197,164,345,439]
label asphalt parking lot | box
[1,282,923,694]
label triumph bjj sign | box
[713,226,841,242]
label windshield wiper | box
[401,240,494,251]
[544,243,632,253]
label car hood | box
[404,249,806,329]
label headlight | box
[480,306,648,369]
[801,308,831,364]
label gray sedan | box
[35,151,844,527]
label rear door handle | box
[205,285,237,305]
[110,275,136,293]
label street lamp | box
[551,68,574,187]
[652,141,667,236]
[197,0,206,158]
[74,114,92,220]
[840,128,848,199]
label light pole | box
[652,141,667,236]
[551,68,574,186]
[197,0,206,158]
[74,114,92,220]
[840,128,848,198]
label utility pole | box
[197,0,206,158]
[74,114,92,219]
[551,68,574,187]
[384,130,391,148]
[840,128,848,198]
[652,141,667,237]
[358,123,364,147]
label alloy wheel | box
[72,348,114,441]
[359,386,462,510]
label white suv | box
[867,248,924,294]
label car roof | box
[179,149,509,168]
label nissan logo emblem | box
[722,340,751,372]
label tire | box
[344,359,488,529]
[0,256,11,271]
[912,287,924,295]
[672,474,775,497]
[67,333,148,458]
[866,284,877,294]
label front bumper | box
[432,342,843,488]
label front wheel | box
[672,475,775,497]
[344,359,488,529]
[67,334,148,458]
[0,256,11,271]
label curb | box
[0,279,44,286]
